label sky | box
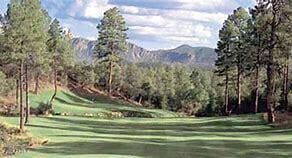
[0,0,256,50]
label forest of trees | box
[0,0,291,133]
[216,0,292,122]
[0,0,74,130]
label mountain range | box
[72,38,217,67]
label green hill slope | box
[29,89,179,118]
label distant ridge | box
[72,38,217,67]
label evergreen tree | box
[47,19,74,105]
[229,7,250,113]
[3,1,28,130]
[95,7,128,94]
[257,0,286,122]
[280,0,292,111]
[22,0,48,124]
[215,16,236,115]
[248,4,269,113]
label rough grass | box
[29,90,179,118]
[1,115,292,158]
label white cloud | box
[120,6,227,24]
[120,6,140,14]
[124,14,175,27]
[59,0,253,49]
[61,18,97,39]
[130,23,212,44]
[176,0,238,11]
[68,0,115,19]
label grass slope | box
[1,115,292,158]
[29,89,178,118]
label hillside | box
[28,89,178,118]
[72,38,216,67]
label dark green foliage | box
[95,7,128,93]
[47,19,74,71]
[215,0,291,120]
[105,63,220,116]
[69,62,96,87]
[36,102,54,115]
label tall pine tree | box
[215,16,236,115]
[95,7,128,94]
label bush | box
[0,123,31,156]
[178,102,202,116]
[36,102,54,115]
[0,71,15,95]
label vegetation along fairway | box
[0,0,291,157]
[1,115,292,158]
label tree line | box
[0,0,74,131]
[0,0,291,132]
[216,0,291,122]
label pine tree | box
[47,19,74,105]
[34,9,52,95]
[229,7,250,114]
[22,0,48,124]
[3,0,48,126]
[280,0,292,111]
[95,7,128,94]
[248,4,269,113]
[215,16,236,115]
[257,0,286,122]
[3,1,27,131]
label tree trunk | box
[49,63,57,107]
[254,66,260,113]
[266,12,277,123]
[267,62,276,123]
[19,61,24,131]
[64,70,68,87]
[25,64,29,124]
[139,95,143,104]
[108,61,113,94]
[16,79,19,106]
[224,71,229,115]
[283,54,289,111]
[34,71,39,95]
[254,39,261,114]
[237,67,242,114]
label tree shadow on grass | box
[45,117,274,133]
[30,139,292,158]
[26,116,292,140]
[54,97,96,109]
[56,92,144,111]
[25,116,292,158]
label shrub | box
[0,71,15,95]
[36,102,54,115]
[0,123,31,156]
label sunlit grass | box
[28,90,178,118]
[1,115,292,158]
[1,90,292,157]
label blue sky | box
[0,0,256,50]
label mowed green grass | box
[2,90,292,158]
[28,90,178,118]
[2,115,292,158]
